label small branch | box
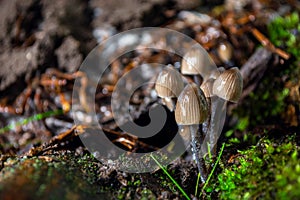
[251,28,290,60]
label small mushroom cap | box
[181,46,214,77]
[209,67,225,79]
[200,78,214,98]
[212,67,243,103]
[204,67,225,92]
[217,42,233,63]
[175,83,209,125]
[155,65,184,98]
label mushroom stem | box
[206,97,226,156]
[161,97,176,112]
[189,124,207,183]
[178,125,191,150]
[193,75,203,86]
[202,97,211,135]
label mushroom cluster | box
[154,45,243,183]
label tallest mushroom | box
[175,83,209,183]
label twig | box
[251,28,290,60]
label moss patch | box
[205,135,300,199]
[0,154,111,199]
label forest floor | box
[0,0,300,199]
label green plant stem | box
[207,142,212,162]
[150,154,191,200]
[195,172,201,197]
[200,142,226,197]
[0,109,63,134]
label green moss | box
[0,154,111,199]
[208,135,300,199]
[234,78,290,128]
[232,12,300,129]
[268,12,300,58]
[140,188,156,200]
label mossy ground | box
[0,151,198,199]
[1,131,299,199]
[203,134,300,199]
[0,153,111,199]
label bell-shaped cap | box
[212,67,243,103]
[175,83,209,125]
[181,46,214,79]
[200,78,214,98]
[209,67,225,79]
[217,42,233,63]
[155,65,184,98]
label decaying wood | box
[240,47,273,100]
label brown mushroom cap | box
[175,83,209,125]
[217,42,233,63]
[200,78,215,98]
[155,65,184,98]
[181,46,214,77]
[210,67,225,79]
[202,67,225,95]
[212,67,243,103]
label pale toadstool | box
[212,67,243,103]
[155,65,184,111]
[205,67,243,155]
[200,66,225,130]
[175,83,209,182]
[217,41,233,66]
[200,78,215,133]
[181,45,215,85]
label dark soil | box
[0,0,201,94]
